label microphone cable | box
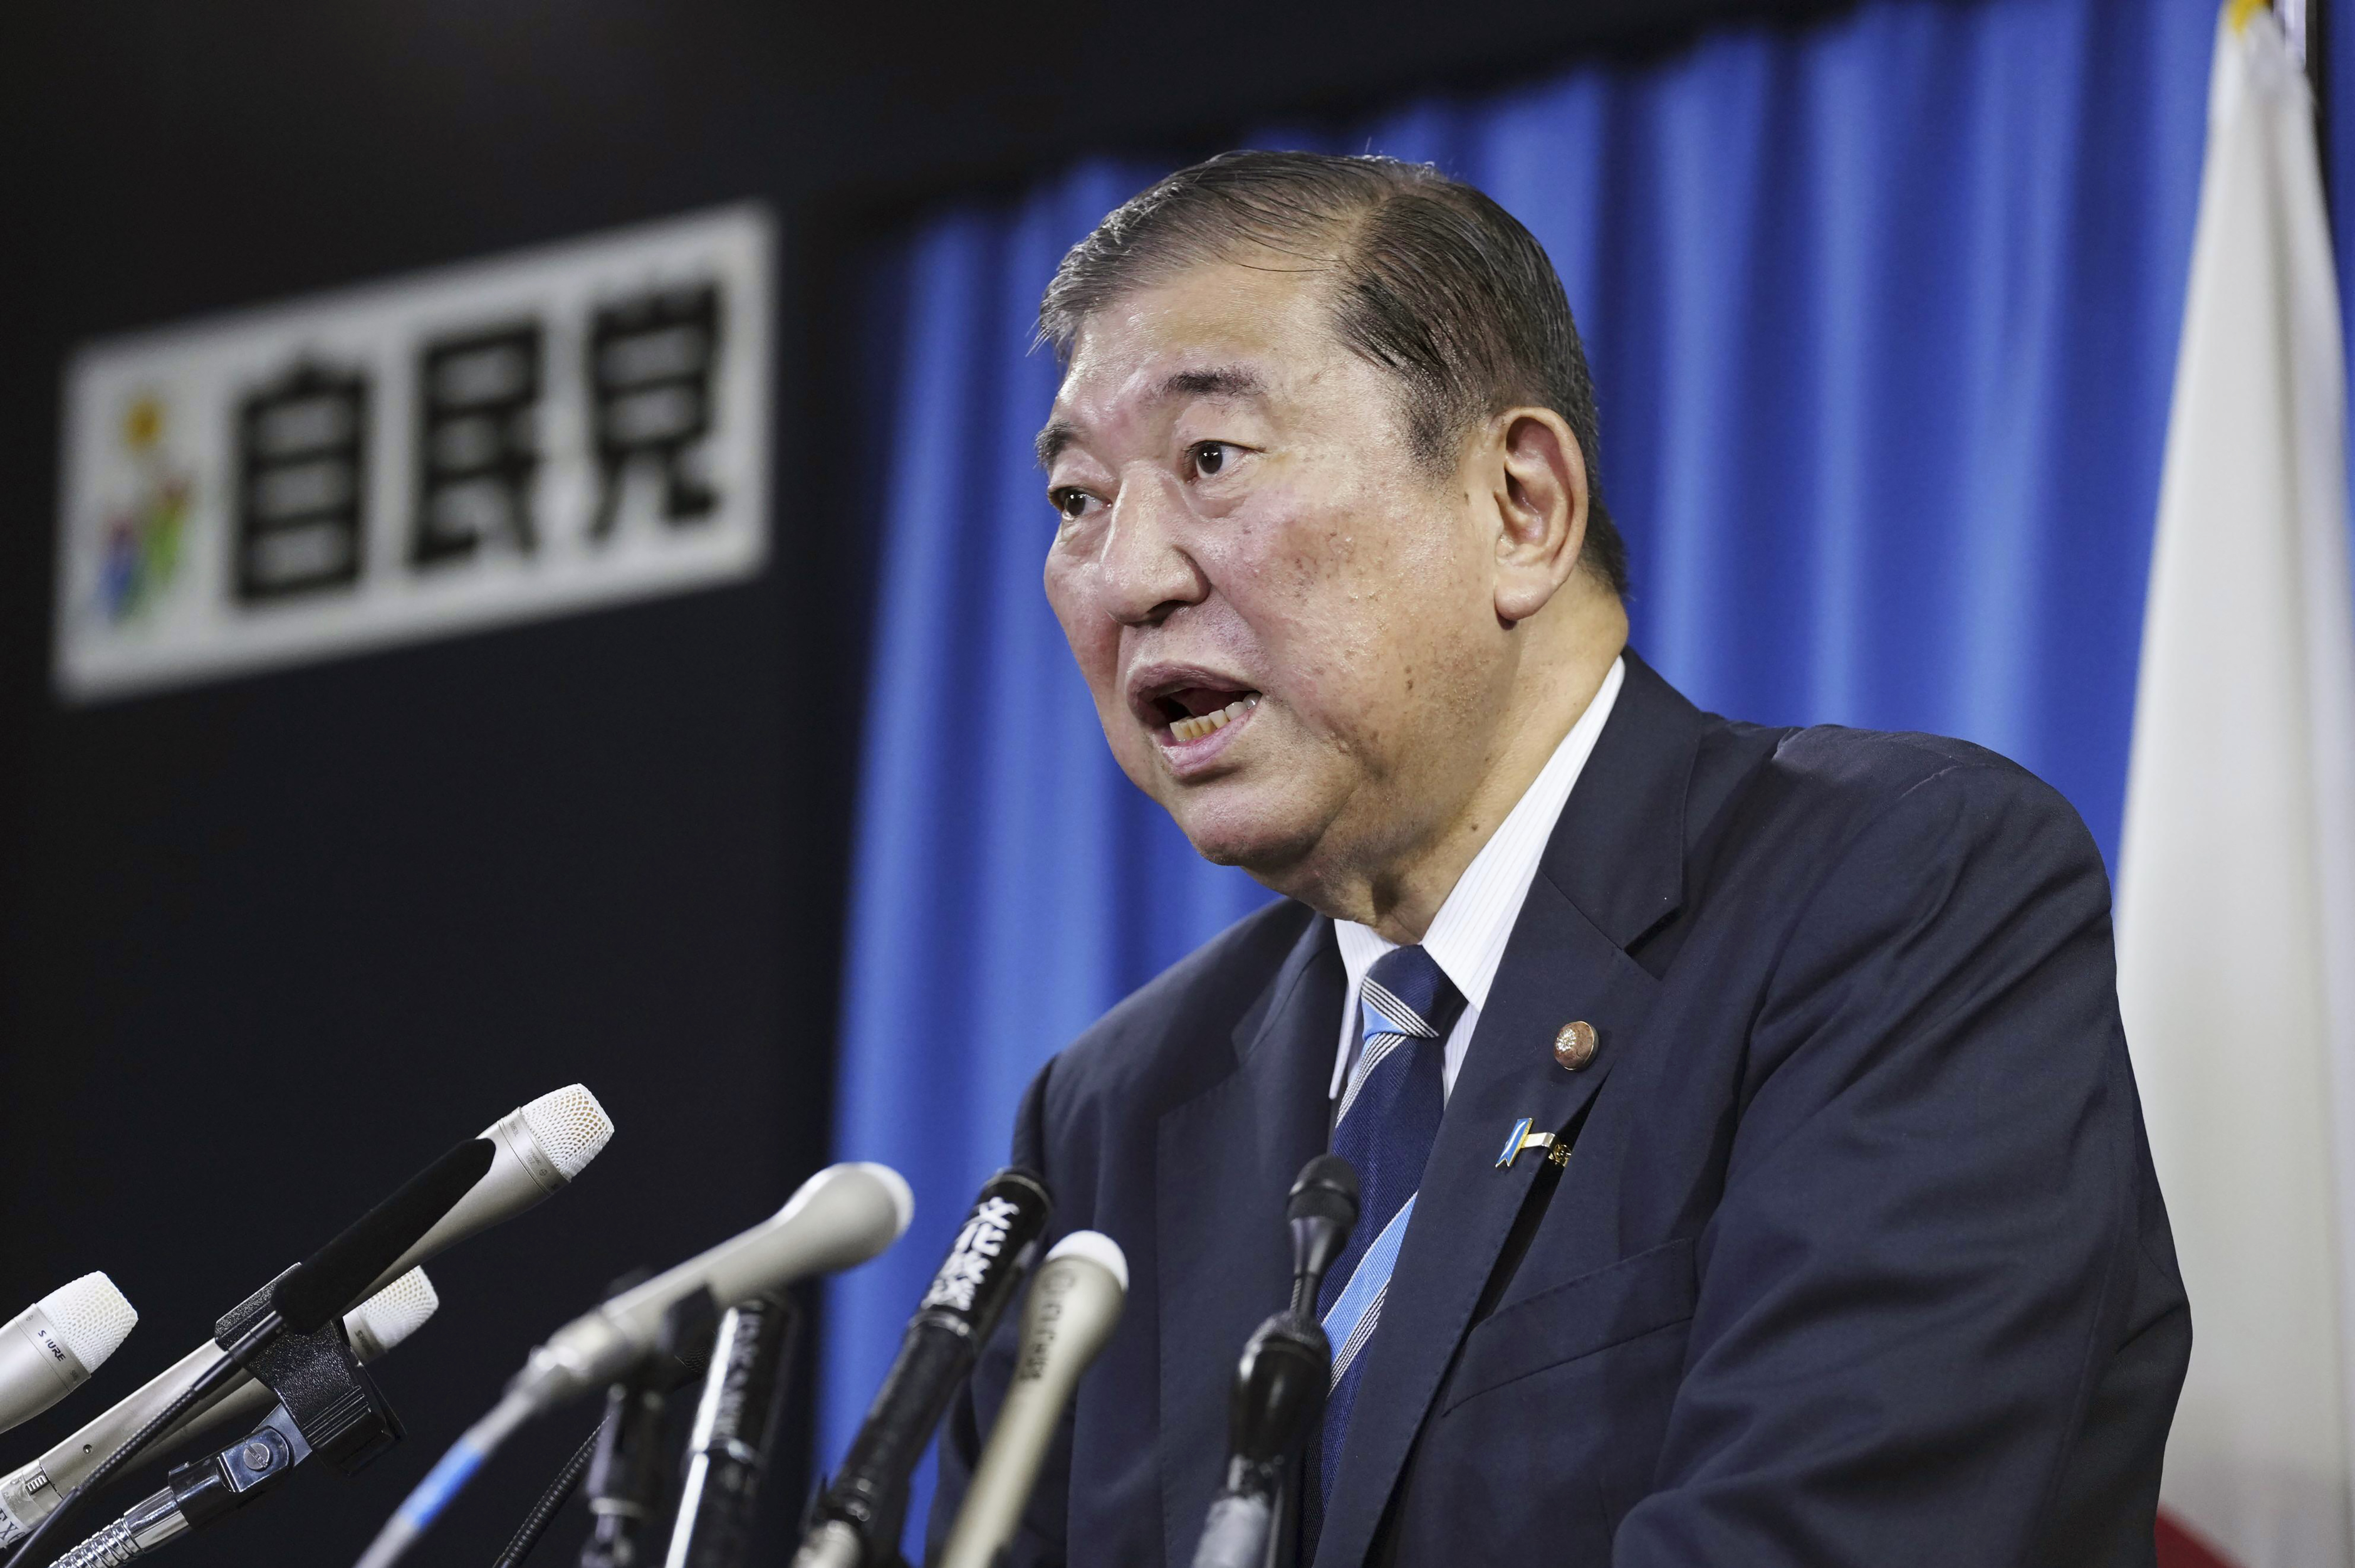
[3,1334,257,1568]
[489,1412,611,1568]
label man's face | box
[1040,259,1517,889]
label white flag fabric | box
[2117,5,2355,1566]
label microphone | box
[5,1137,491,1567]
[796,1167,1054,1568]
[1186,1155,1359,1568]
[28,1271,443,1568]
[186,1268,442,1450]
[1286,1156,1357,1317]
[1188,1317,1330,1568]
[365,1084,614,1298]
[509,1161,914,1416]
[350,1161,915,1568]
[935,1231,1128,1568]
[0,1276,138,1438]
[659,1292,800,1568]
[492,1304,724,1568]
[0,1084,612,1545]
[0,1273,436,1546]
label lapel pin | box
[1553,1019,1598,1072]
[1495,1118,1565,1169]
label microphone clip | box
[214,1268,404,1476]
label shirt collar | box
[1329,655,1627,1095]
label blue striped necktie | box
[1317,944,1462,1517]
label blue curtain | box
[827,0,2246,1551]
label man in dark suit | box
[929,151,2187,1567]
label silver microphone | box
[0,1276,137,1438]
[510,1161,914,1414]
[365,1083,613,1298]
[0,1268,439,1547]
[30,1270,443,1567]
[936,1232,1128,1568]
[0,1080,605,1547]
[349,1162,916,1568]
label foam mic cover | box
[271,1139,494,1334]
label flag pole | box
[2310,0,2332,216]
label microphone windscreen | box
[275,1139,496,1332]
[37,1274,137,1372]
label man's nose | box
[1097,475,1208,627]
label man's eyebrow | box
[1161,366,1265,401]
[1036,420,1080,471]
[1035,368,1266,471]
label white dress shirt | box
[1330,655,1626,1103]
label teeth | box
[1169,695,1256,744]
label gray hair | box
[1038,150,1628,598]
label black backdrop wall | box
[0,2,1848,1562]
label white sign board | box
[54,204,773,702]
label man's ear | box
[1488,408,1589,625]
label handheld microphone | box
[30,1271,442,1568]
[796,1167,1054,1568]
[5,1137,491,1567]
[351,1162,915,1568]
[0,1083,612,1545]
[0,1277,137,1438]
[935,1231,1127,1568]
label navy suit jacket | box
[930,651,2188,1568]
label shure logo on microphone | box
[29,1328,65,1366]
[923,1196,1023,1314]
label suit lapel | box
[1311,652,1708,1568]
[1157,913,1341,1568]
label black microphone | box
[794,1168,1053,1568]
[1286,1156,1358,1317]
[5,1138,493,1568]
[1187,1154,1359,1568]
[662,1292,800,1568]
[1190,1317,1330,1568]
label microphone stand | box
[577,1293,717,1568]
[1271,1157,1357,1568]
[1260,1278,1324,1568]
[662,1292,799,1568]
[1188,1157,1359,1568]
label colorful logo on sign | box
[97,394,190,623]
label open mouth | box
[1151,686,1261,744]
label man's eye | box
[1051,488,1102,522]
[1189,441,1239,479]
